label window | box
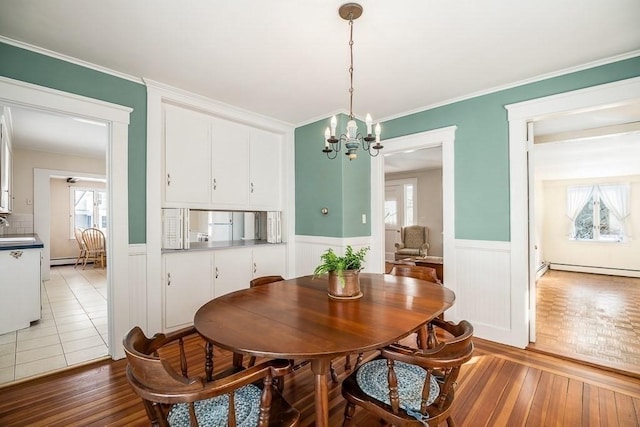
[70,187,107,237]
[568,184,629,242]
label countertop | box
[162,239,282,253]
[0,233,44,251]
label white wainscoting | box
[294,235,373,277]
[452,239,515,345]
[127,244,148,334]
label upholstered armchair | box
[394,225,429,260]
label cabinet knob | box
[167,272,171,286]
[213,178,217,190]
[251,182,254,193]
[253,262,257,273]
[10,250,23,259]
[215,267,219,279]
[167,173,171,186]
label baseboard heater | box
[549,263,640,278]
[50,257,78,266]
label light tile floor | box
[0,265,108,385]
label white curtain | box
[566,185,593,237]
[598,183,631,237]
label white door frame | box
[0,76,131,359]
[371,126,456,298]
[506,76,640,348]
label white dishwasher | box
[0,248,42,335]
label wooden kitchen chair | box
[390,264,443,349]
[123,326,300,427]
[81,228,106,269]
[73,228,87,269]
[341,318,474,427]
[390,264,441,285]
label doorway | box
[384,179,416,261]
[0,76,131,384]
[370,126,457,313]
[526,102,640,374]
[507,76,640,350]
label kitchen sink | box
[0,236,37,243]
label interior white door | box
[384,184,404,261]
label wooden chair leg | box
[330,361,338,383]
[342,402,356,427]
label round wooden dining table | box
[194,273,455,427]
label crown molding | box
[0,36,143,84]
[144,78,294,132]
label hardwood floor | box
[531,270,640,378]
[1,334,638,426]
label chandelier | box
[323,3,383,160]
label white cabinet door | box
[214,248,252,298]
[251,245,285,278]
[211,118,249,206]
[163,251,213,330]
[164,104,211,205]
[249,129,281,208]
[0,248,41,334]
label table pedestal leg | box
[310,358,331,427]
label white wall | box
[385,168,443,256]
[13,148,105,214]
[542,174,640,272]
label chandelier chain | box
[348,16,355,120]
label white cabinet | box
[211,118,249,205]
[214,248,252,298]
[0,248,41,334]
[164,104,211,205]
[249,128,281,208]
[163,251,213,330]
[162,245,286,330]
[162,104,282,210]
[251,245,286,278]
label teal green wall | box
[295,56,640,240]
[0,42,147,244]
[295,114,371,237]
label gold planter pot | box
[327,270,363,300]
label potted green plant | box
[313,245,369,299]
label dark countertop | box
[162,239,283,253]
[0,233,44,251]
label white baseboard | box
[550,263,640,278]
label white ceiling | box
[1,1,639,171]
[5,106,107,158]
[1,0,639,127]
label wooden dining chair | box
[390,264,443,349]
[81,227,106,269]
[73,228,87,269]
[123,326,300,427]
[341,318,474,427]
[390,264,441,285]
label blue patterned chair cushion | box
[356,359,439,420]
[167,384,262,427]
